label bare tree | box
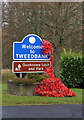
[2,2,82,77]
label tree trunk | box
[53,50,58,77]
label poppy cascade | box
[33,39,76,97]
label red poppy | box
[33,39,76,97]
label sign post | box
[20,73,22,78]
[12,34,50,76]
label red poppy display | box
[33,39,76,97]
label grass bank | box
[1,83,83,106]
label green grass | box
[1,83,83,106]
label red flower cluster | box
[33,39,76,97]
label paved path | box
[1,104,83,118]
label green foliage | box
[28,73,49,82]
[2,71,17,82]
[2,70,49,84]
[12,78,36,85]
[60,49,83,88]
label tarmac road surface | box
[1,104,83,119]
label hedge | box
[28,73,49,82]
[12,78,36,85]
[60,49,83,88]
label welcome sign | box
[12,34,50,73]
[13,34,50,60]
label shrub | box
[2,69,49,83]
[60,49,83,88]
[2,71,17,82]
[12,78,36,85]
[28,73,49,82]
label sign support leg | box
[20,73,22,78]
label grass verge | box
[1,83,83,106]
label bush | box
[28,73,49,82]
[2,71,17,82]
[60,49,83,88]
[12,78,36,85]
[2,69,49,84]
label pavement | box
[1,104,83,119]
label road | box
[1,104,83,119]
